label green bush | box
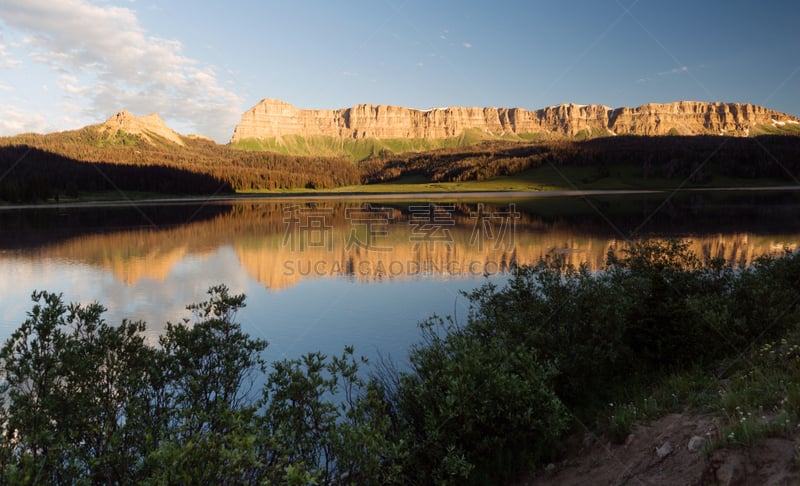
[0,286,397,484]
[2,241,800,483]
[381,239,800,482]
[0,292,159,484]
[393,315,569,483]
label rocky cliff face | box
[101,109,185,146]
[230,99,799,143]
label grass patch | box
[97,129,143,147]
[704,334,800,450]
[594,329,800,452]
[751,123,800,136]
[595,370,718,443]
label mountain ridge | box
[230,99,800,144]
[99,109,186,146]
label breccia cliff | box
[230,99,800,142]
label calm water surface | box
[1,190,799,367]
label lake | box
[1,189,799,369]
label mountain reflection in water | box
[2,193,799,289]
[1,191,799,362]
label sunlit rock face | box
[230,99,799,142]
[101,109,186,146]
[607,101,790,136]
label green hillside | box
[751,122,800,136]
[229,128,555,161]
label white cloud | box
[462,42,473,48]
[0,104,53,134]
[58,73,89,95]
[658,65,689,76]
[0,42,22,68]
[0,0,242,141]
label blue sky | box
[0,0,798,142]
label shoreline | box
[1,185,799,210]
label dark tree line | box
[359,135,800,184]
[0,145,232,202]
[569,135,800,182]
[3,129,798,201]
[358,143,552,183]
[0,129,360,201]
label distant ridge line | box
[230,99,800,143]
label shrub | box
[393,316,569,484]
[3,241,800,483]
